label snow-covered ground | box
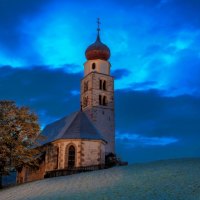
[1,158,200,200]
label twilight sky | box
[0,0,200,163]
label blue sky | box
[0,0,200,163]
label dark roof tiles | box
[41,111,105,144]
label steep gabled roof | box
[41,111,105,144]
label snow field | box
[1,158,200,200]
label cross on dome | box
[85,18,110,61]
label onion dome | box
[85,19,110,61]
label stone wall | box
[45,140,81,171]
[17,159,45,184]
[17,139,105,184]
[84,59,111,76]
[81,72,115,154]
[45,139,105,171]
[81,140,105,166]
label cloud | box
[111,69,131,80]
[0,65,81,126]
[116,142,200,163]
[115,89,200,143]
[116,132,178,147]
[113,0,200,29]
[0,0,200,98]
[1,66,200,162]
[0,0,51,64]
[0,0,200,163]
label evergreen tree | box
[0,101,42,188]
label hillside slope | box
[1,158,200,200]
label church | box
[17,20,115,184]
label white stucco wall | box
[84,59,110,76]
[45,139,105,171]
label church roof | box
[41,111,106,144]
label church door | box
[68,145,75,168]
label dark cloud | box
[111,69,131,80]
[172,50,200,86]
[160,0,200,28]
[112,0,200,40]
[0,66,81,126]
[131,81,157,90]
[0,0,200,163]
[166,49,200,96]
[0,66,200,162]
[115,89,200,162]
[116,0,200,28]
[0,0,50,58]
[115,89,200,140]
[116,141,200,163]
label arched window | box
[99,95,102,105]
[68,145,75,168]
[100,80,106,90]
[103,81,106,90]
[92,63,96,70]
[103,96,107,106]
[99,80,102,90]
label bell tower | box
[81,19,115,154]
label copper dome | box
[85,34,110,61]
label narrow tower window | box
[103,81,106,90]
[103,96,107,106]
[99,80,102,90]
[99,95,102,105]
[92,63,96,70]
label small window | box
[103,96,107,106]
[99,95,107,106]
[68,146,75,168]
[103,81,106,90]
[92,63,96,70]
[100,80,106,90]
[99,80,102,90]
[99,95,102,105]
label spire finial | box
[97,17,100,35]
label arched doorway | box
[68,145,75,168]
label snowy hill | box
[1,158,200,200]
